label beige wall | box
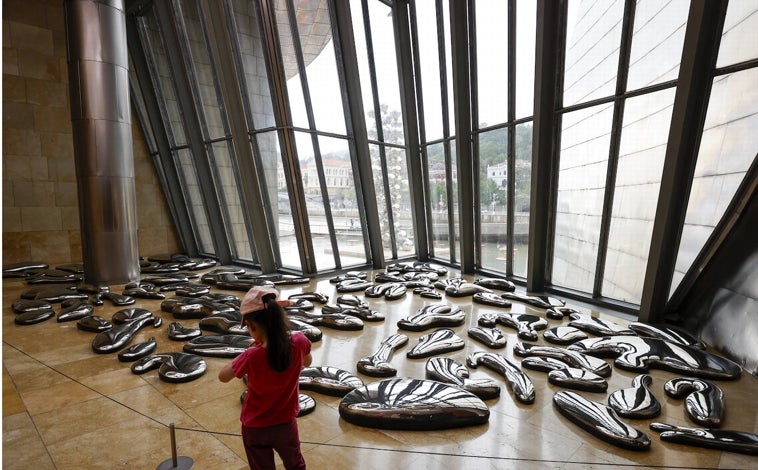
[2,0,181,266]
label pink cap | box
[240,286,280,315]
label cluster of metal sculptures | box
[4,256,757,457]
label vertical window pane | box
[514,122,532,277]
[416,1,444,140]
[475,0,508,127]
[176,148,213,252]
[626,0,689,91]
[231,0,276,129]
[552,104,613,292]
[716,1,758,68]
[301,38,346,134]
[603,88,676,303]
[515,0,536,119]
[275,4,309,130]
[563,0,624,106]
[428,143,449,258]
[450,140,459,262]
[672,68,758,291]
[479,128,508,272]
[443,1,455,137]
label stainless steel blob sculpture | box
[501,292,564,309]
[467,326,507,349]
[397,304,465,331]
[607,374,661,419]
[338,378,490,430]
[298,394,316,417]
[553,390,651,451]
[568,336,742,380]
[182,335,255,358]
[161,295,237,319]
[649,422,758,456]
[472,292,513,308]
[91,314,162,354]
[542,325,588,345]
[521,356,607,393]
[567,312,635,336]
[131,352,207,383]
[357,334,409,377]
[514,342,613,378]
[299,366,365,397]
[478,312,548,341]
[664,377,725,427]
[286,309,364,331]
[628,322,706,349]
[167,322,202,341]
[407,328,465,359]
[425,357,500,399]
[466,351,535,404]
[118,337,157,362]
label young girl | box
[219,286,312,470]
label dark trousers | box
[242,420,306,470]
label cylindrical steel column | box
[65,0,140,286]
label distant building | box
[486,162,508,189]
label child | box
[219,286,312,470]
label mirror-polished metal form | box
[130,353,207,383]
[466,351,535,404]
[174,283,211,297]
[339,378,489,430]
[57,299,94,322]
[501,292,563,309]
[478,312,548,341]
[467,326,507,349]
[161,296,237,319]
[198,311,248,335]
[365,282,407,300]
[472,292,513,308]
[21,285,87,302]
[543,326,588,345]
[407,329,465,359]
[167,322,202,341]
[650,422,758,456]
[322,304,384,322]
[568,336,742,380]
[288,292,330,304]
[336,278,374,292]
[553,391,651,451]
[98,292,135,306]
[514,342,613,377]
[118,337,157,362]
[474,278,516,292]
[183,334,255,357]
[286,309,364,331]
[92,315,162,353]
[425,357,500,399]
[11,299,53,314]
[357,333,409,377]
[76,315,112,332]
[628,322,706,349]
[397,304,465,331]
[299,366,365,397]
[14,309,55,325]
[122,282,166,300]
[546,307,580,320]
[444,282,493,297]
[608,374,661,419]
[111,307,153,323]
[298,394,316,417]
[521,357,607,393]
[336,294,368,309]
[664,377,725,427]
[568,312,635,336]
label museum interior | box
[3,0,757,468]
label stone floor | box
[3,266,757,469]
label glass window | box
[415,1,444,141]
[475,0,508,127]
[552,103,614,293]
[513,122,532,277]
[479,128,508,273]
[176,147,214,252]
[427,142,449,258]
[603,88,676,303]
[716,1,758,68]
[563,0,624,106]
[515,0,536,119]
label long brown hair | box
[244,293,292,372]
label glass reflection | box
[428,142,450,259]
[513,123,532,277]
[478,128,508,273]
[176,148,213,253]
[475,0,508,127]
[716,2,758,68]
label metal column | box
[65,0,140,286]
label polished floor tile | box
[3,270,758,469]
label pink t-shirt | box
[232,331,311,428]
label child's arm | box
[303,352,312,368]
[218,362,236,383]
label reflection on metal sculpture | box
[425,357,500,399]
[14,309,55,325]
[478,312,548,341]
[97,292,135,306]
[92,315,162,354]
[397,304,465,331]
[122,282,166,300]
[445,282,492,297]
[298,394,316,417]
[467,326,507,349]
[322,303,384,322]
[650,422,758,456]
[501,292,564,309]
[286,309,364,331]
[288,292,330,304]
[183,334,254,357]
[198,311,249,336]
[514,342,612,377]
[174,283,211,297]
[57,299,94,322]
[357,334,409,377]
[568,336,742,380]
[553,390,651,451]
[543,326,588,345]
[77,315,112,332]
[336,278,374,292]
[466,351,535,404]
[628,322,706,349]
[521,357,607,393]
[373,273,406,283]
[608,374,661,419]
[339,378,489,430]
[472,292,513,308]
[336,294,367,309]
[568,312,635,336]
[118,337,157,362]
[545,307,580,320]
[168,322,202,341]
[21,284,86,302]
[299,366,364,397]
[664,377,725,427]
[26,269,83,284]
[413,287,442,299]
[2,261,48,278]
[407,328,465,359]
[161,296,236,319]
[365,282,407,300]
[474,278,516,292]
[131,352,207,383]
[11,299,52,314]
[111,308,153,323]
